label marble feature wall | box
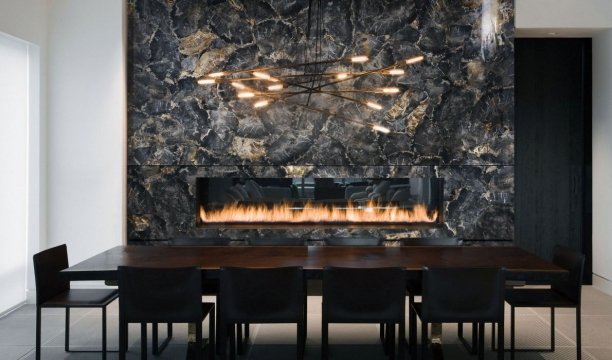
[127,0,515,241]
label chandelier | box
[196,1,425,135]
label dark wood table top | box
[62,245,566,282]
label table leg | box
[431,323,444,360]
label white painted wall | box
[46,0,126,280]
[0,0,47,305]
[516,0,612,30]
[592,29,612,294]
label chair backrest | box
[118,266,203,323]
[170,237,232,246]
[551,246,585,304]
[219,267,304,323]
[246,237,306,246]
[323,267,405,323]
[325,237,383,246]
[421,267,505,323]
[33,244,70,305]
[400,237,461,246]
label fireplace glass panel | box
[196,178,444,228]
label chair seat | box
[506,288,576,308]
[43,289,118,307]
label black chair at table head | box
[33,244,118,360]
[117,266,215,360]
[219,266,306,360]
[505,245,585,360]
[322,267,406,360]
[410,267,506,360]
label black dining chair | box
[322,267,406,360]
[410,267,505,360]
[505,245,585,360]
[219,266,306,360]
[324,236,383,246]
[169,236,234,354]
[117,266,215,360]
[400,237,463,350]
[33,244,118,360]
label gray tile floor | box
[1,286,611,359]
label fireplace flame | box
[199,201,437,224]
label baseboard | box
[593,273,612,296]
[0,302,26,318]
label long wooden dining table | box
[61,245,566,360]
[62,245,565,281]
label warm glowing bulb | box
[388,69,405,75]
[405,55,425,64]
[382,87,400,93]
[253,100,270,108]
[268,84,283,91]
[372,124,391,134]
[208,71,225,78]
[366,101,383,110]
[351,55,369,63]
[336,73,349,80]
[231,82,246,89]
[237,91,255,98]
[253,71,271,80]
[197,78,216,85]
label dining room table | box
[61,245,567,360]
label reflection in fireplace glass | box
[195,178,444,228]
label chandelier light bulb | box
[253,100,270,108]
[350,55,369,63]
[382,87,400,93]
[336,73,350,80]
[366,101,383,110]
[253,71,272,80]
[388,69,405,75]
[197,78,216,85]
[268,84,283,91]
[405,55,425,64]
[207,71,225,78]
[231,82,246,89]
[372,124,391,134]
[237,91,255,98]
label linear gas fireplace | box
[195,177,444,228]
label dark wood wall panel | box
[515,38,592,282]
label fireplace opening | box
[195,177,444,228]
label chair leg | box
[421,321,428,360]
[491,322,496,350]
[389,324,396,360]
[497,320,504,360]
[36,306,42,360]
[65,307,70,351]
[102,307,107,360]
[510,305,515,360]
[244,323,250,338]
[152,323,159,355]
[471,322,478,355]
[398,320,405,360]
[322,320,329,360]
[576,306,582,360]
[195,323,203,360]
[383,323,389,355]
[168,323,173,338]
[409,297,417,357]
[297,321,305,360]
[477,322,485,360]
[237,323,243,355]
[119,317,127,360]
[551,307,555,351]
[228,324,236,360]
[380,323,385,342]
[209,307,216,360]
[141,323,147,360]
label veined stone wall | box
[127,0,515,242]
